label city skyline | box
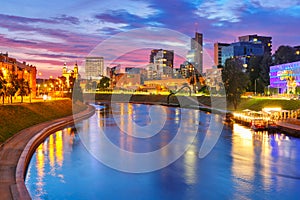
[0,0,299,78]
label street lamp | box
[255,79,258,96]
[37,84,40,96]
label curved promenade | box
[0,105,95,200]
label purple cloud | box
[0,14,55,24]
[51,14,80,25]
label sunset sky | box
[0,0,299,78]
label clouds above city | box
[0,0,299,77]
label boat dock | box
[232,107,300,131]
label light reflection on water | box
[25,103,300,199]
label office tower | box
[85,57,104,79]
[190,32,203,74]
[214,43,230,66]
[149,49,174,79]
[221,42,264,66]
[238,34,272,55]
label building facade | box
[221,42,264,66]
[238,34,272,55]
[148,49,174,79]
[188,32,203,74]
[85,57,104,79]
[270,61,300,94]
[62,63,79,88]
[205,66,223,93]
[107,65,145,89]
[214,43,230,66]
[216,34,272,67]
[0,52,37,97]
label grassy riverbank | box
[0,100,87,143]
[234,98,300,111]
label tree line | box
[0,71,30,104]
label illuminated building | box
[0,52,37,97]
[239,34,272,55]
[107,65,144,89]
[270,60,300,94]
[149,49,174,79]
[62,63,79,88]
[214,43,230,66]
[115,74,141,89]
[143,78,189,92]
[85,57,104,79]
[205,66,223,93]
[217,34,272,67]
[221,42,264,66]
[188,32,203,74]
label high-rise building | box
[214,43,230,66]
[189,32,203,74]
[215,34,272,68]
[238,34,272,55]
[85,57,104,79]
[221,42,265,66]
[149,49,174,79]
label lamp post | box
[255,79,258,96]
[37,84,40,97]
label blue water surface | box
[25,103,300,200]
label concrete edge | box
[14,104,95,200]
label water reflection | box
[231,123,300,199]
[29,127,76,198]
[26,104,300,199]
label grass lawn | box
[233,98,300,111]
[0,99,87,143]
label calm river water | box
[25,103,300,199]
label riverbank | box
[0,99,87,144]
[86,93,300,136]
[0,103,95,200]
[84,93,300,111]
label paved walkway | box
[0,105,95,200]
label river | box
[25,103,300,199]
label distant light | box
[43,95,47,101]
[262,107,282,112]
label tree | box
[274,45,299,65]
[72,79,83,103]
[0,72,6,104]
[85,78,93,91]
[246,53,272,94]
[222,58,249,110]
[259,53,273,88]
[5,73,18,104]
[247,56,262,92]
[97,76,110,89]
[17,78,31,103]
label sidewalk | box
[0,105,95,200]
